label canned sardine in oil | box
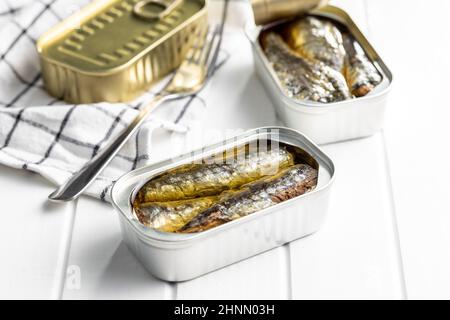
[247,0,393,144]
[111,127,335,281]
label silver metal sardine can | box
[111,127,335,281]
[246,6,393,145]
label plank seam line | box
[363,0,408,300]
[169,282,178,300]
[284,244,293,300]
[52,198,78,300]
[380,132,408,299]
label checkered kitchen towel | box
[0,0,230,201]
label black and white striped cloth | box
[0,0,229,201]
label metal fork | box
[48,26,222,202]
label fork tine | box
[163,25,221,94]
[195,27,216,66]
[205,26,222,78]
[192,27,208,63]
[185,26,208,62]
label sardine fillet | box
[179,164,318,233]
[136,147,294,203]
[343,33,382,97]
[134,196,218,232]
[263,32,350,103]
[285,16,346,72]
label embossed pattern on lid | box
[42,0,204,72]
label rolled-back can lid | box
[251,0,328,25]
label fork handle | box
[48,94,169,202]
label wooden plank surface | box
[0,166,74,299]
[289,134,405,299]
[365,0,450,299]
[62,197,172,300]
[176,248,291,300]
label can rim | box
[250,0,329,26]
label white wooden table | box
[1,0,449,300]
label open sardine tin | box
[111,127,335,281]
[246,5,393,144]
[37,0,207,104]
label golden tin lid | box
[37,0,207,103]
[251,0,328,25]
[39,0,205,73]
